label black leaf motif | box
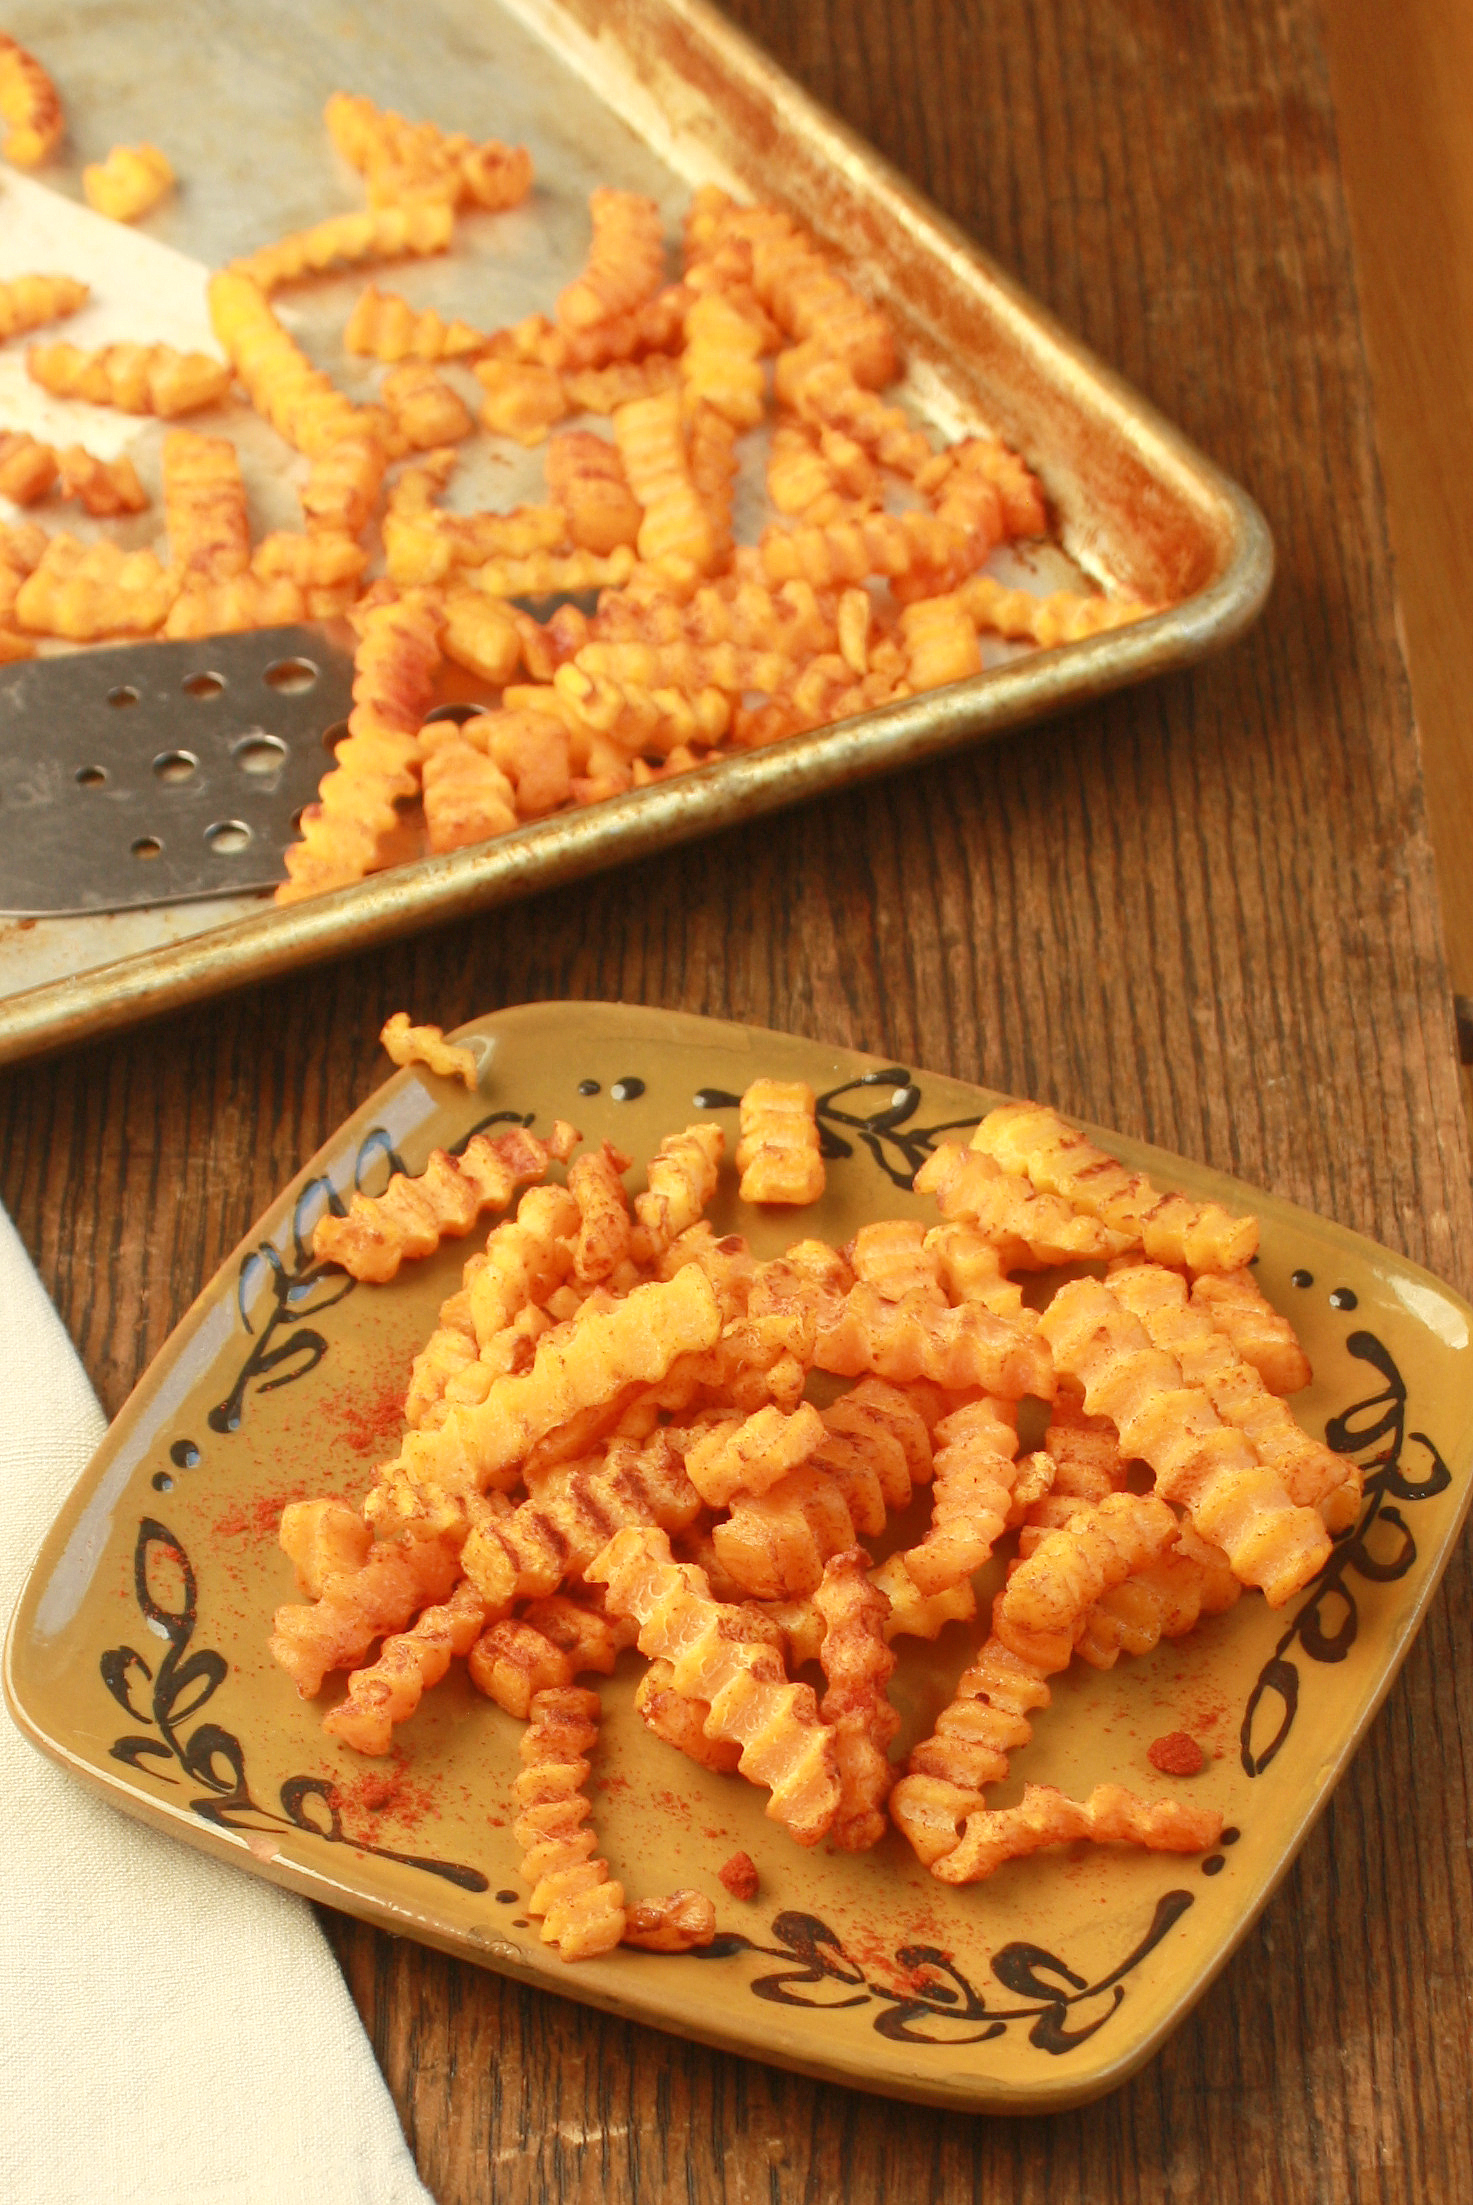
[1241,1330,1446,1774]
[109,1736,177,1777]
[1026,1987,1125,2055]
[991,1943,1090,2000]
[1241,1655,1300,1777]
[100,1518,488,1890]
[747,1911,870,2008]
[156,1648,228,1733]
[209,1111,538,1437]
[812,1071,987,1190]
[872,1948,1006,2045]
[100,1646,152,1722]
[686,1893,1195,2055]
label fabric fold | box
[0,1203,432,2205]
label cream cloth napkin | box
[0,1205,434,2205]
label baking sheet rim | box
[0,0,1274,1065]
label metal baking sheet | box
[0,0,1271,1063]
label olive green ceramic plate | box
[7,1002,1472,2113]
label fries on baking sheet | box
[269,1065,1352,1952]
[0,66,1158,895]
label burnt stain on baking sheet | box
[1241,1331,1449,1776]
[684,1896,1195,2055]
[100,1518,488,1891]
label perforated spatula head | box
[0,625,356,915]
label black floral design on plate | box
[687,1895,1194,2055]
[209,1108,535,1434]
[695,1068,986,1190]
[101,1518,488,1891]
[1241,1331,1450,1776]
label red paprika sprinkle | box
[717,1850,759,1900]
[1148,1731,1205,1777]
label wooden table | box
[4,2,1471,2198]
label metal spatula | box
[0,625,357,916]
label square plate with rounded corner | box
[7,1001,1471,2113]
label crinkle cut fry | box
[163,571,306,641]
[689,190,895,387]
[631,1122,724,1262]
[208,271,369,458]
[518,1592,637,1677]
[773,339,930,475]
[544,430,644,556]
[312,1119,577,1283]
[973,1102,1259,1272]
[231,203,454,294]
[814,1548,898,1851]
[28,341,233,419]
[346,284,487,362]
[934,1782,1223,1885]
[371,1268,722,1537]
[811,1279,1054,1399]
[322,1577,486,1753]
[0,34,63,167]
[279,1497,372,1597]
[848,1219,945,1306]
[14,534,176,640]
[681,290,766,430]
[1039,1276,1332,1606]
[422,740,518,853]
[1106,1261,1358,1528]
[82,142,174,223]
[736,1078,824,1206]
[276,589,442,903]
[558,189,666,332]
[468,1614,574,1716]
[1074,1523,1241,1669]
[635,1657,741,1774]
[900,1396,1021,1594]
[0,433,57,506]
[684,1401,825,1508]
[923,1222,1025,1316]
[162,431,250,584]
[380,1010,477,1088]
[745,508,972,595]
[383,497,566,586]
[623,1889,717,1951]
[588,1526,841,1846]
[460,1428,703,1613]
[465,1183,581,1351]
[301,434,388,536]
[613,387,716,575]
[568,1140,634,1283]
[900,592,983,691]
[920,434,1048,541]
[514,1687,626,1961]
[0,274,88,343]
[890,1593,1072,1865]
[959,572,1156,649]
[269,1530,464,1696]
[1190,1269,1313,1395]
[913,1142,1132,1268]
[380,361,474,448]
[324,91,532,214]
[998,1489,1180,1638]
[710,1376,935,1599]
[421,1301,552,1428]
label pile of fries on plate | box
[0,35,1156,905]
[268,1014,1353,1962]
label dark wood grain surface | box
[4,2,1471,2199]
